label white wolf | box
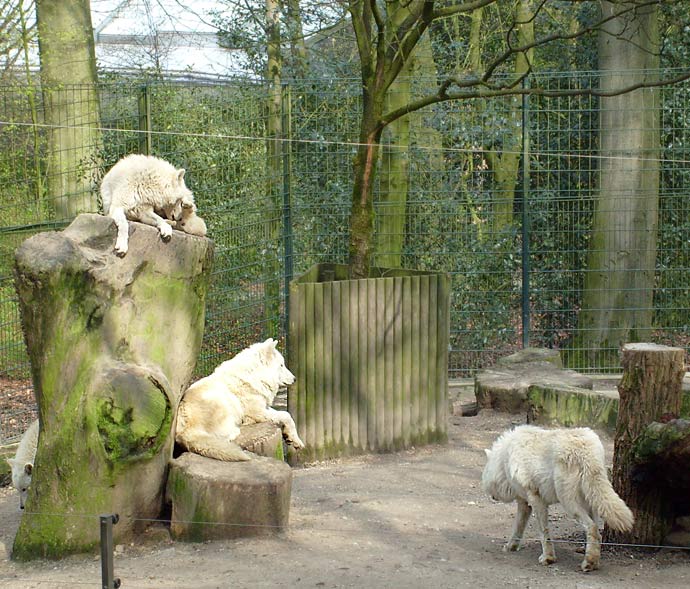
[6,419,39,509]
[482,424,634,572]
[175,338,304,461]
[100,154,206,256]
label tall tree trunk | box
[375,66,410,269]
[484,0,534,235]
[376,30,441,270]
[264,0,282,334]
[604,343,685,546]
[349,89,384,278]
[577,1,660,365]
[36,0,101,220]
[285,0,309,79]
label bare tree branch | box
[381,70,690,129]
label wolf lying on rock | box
[101,154,207,256]
[176,339,304,461]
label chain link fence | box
[1,72,689,443]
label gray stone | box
[496,347,563,368]
[475,352,593,414]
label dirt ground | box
[1,408,689,589]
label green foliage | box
[1,65,690,386]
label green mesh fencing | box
[1,72,689,443]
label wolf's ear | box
[484,449,492,458]
[176,169,186,184]
[24,463,32,476]
[264,338,277,348]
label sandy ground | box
[1,409,689,589]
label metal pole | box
[281,84,294,343]
[521,79,531,348]
[100,514,121,589]
[138,85,152,155]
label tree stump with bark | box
[604,343,686,546]
[167,453,292,542]
[12,214,213,559]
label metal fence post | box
[521,78,531,348]
[138,84,152,155]
[100,514,121,589]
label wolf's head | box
[259,338,295,389]
[166,168,195,221]
[176,203,207,236]
[7,458,32,510]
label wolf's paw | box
[580,558,599,573]
[538,553,556,566]
[114,242,128,256]
[159,222,173,240]
[503,541,520,552]
[289,435,305,451]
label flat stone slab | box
[167,453,292,542]
[477,350,690,433]
[475,350,593,414]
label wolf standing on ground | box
[482,424,634,572]
[175,338,304,461]
[101,154,206,256]
[6,419,38,510]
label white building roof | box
[1,0,246,79]
[92,0,244,78]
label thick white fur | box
[482,424,634,572]
[6,419,39,509]
[176,338,304,461]
[101,154,203,256]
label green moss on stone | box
[633,420,690,463]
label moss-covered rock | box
[527,385,619,432]
[12,214,213,560]
[475,351,593,414]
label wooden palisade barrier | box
[288,263,450,461]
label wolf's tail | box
[176,429,252,462]
[583,469,634,532]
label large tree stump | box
[604,343,686,546]
[167,454,292,542]
[12,214,213,559]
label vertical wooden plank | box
[304,282,316,449]
[313,283,324,451]
[418,275,429,443]
[339,280,350,449]
[402,276,412,445]
[322,281,333,449]
[393,277,404,448]
[288,281,305,443]
[427,275,438,436]
[370,278,380,450]
[299,283,308,447]
[383,277,394,450]
[436,274,450,437]
[349,279,360,449]
[360,279,371,451]
[332,280,342,450]
[411,276,422,440]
